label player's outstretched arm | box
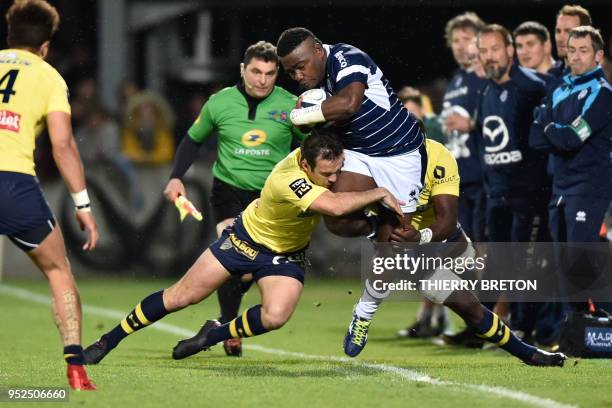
[47,111,99,250]
[309,187,403,218]
[321,82,366,122]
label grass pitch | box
[1,278,611,408]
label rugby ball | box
[299,88,328,108]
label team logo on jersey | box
[578,89,588,100]
[289,178,312,199]
[576,211,586,222]
[241,129,267,147]
[0,110,21,133]
[499,90,508,102]
[268,110,288,122]
[228,233,259,260]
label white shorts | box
[342,148,425,213]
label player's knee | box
[261,306,291,330]
[164,287,201,311]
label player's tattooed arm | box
[321,82,366,121]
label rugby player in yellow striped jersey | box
[83,128,405,364]
[0,0,99,390]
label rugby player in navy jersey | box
[277,27,427,351]
[441,12,487,243]
[514,22,556,75]
[276,28,567,365]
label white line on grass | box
[0,284,576,408]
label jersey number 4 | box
[0,70,19,103]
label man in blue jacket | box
[530,26,612,311]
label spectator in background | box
[122,91,175,165]
[396,86,445,144]
[75,103,144,209]
[116,79,140,120]
[514,21,556,74]
[440,12,487,243]
[551,4,592,78]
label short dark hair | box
[396,86,422,107]
[445,12,485,47]
[6,0,60,49]
[568,25,604,52]
[276,27,321,58]
[300,127,343,169]
[558,4,592,26]
[479,24,513,47]
[513,21,551,44]
[243,41,278,65]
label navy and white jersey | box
[476,64,551,197]
[321,43,424,157]
[442,69,487,184]
[529,66,612,198]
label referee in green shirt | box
[164,41,306,356]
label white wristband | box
[419,228,433,245]
[71,189,91,211]
[290,105,326,126]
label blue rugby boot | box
[343,311,372,357]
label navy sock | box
[207,304,269,346]
[103,290,169,348]
[472,305,537,361]
[63,344,84,365]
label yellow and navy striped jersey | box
[0,49,71,176]
[411,139,460,230]
[242,148,328,253]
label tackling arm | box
[309,188,402,218]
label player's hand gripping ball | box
[298,88,328,108]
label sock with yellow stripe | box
[102,290,168,349]
[63,344,84,365]
[472,306,536,361]
[206,304,268,346]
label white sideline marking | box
[0,284,577,408]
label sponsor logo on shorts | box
[290,178,312,199]
[576,211,586,222]
[0,110,21,133]
[229,233,259,260]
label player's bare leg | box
[84,249,231,364]
[173,275,303,360]
[28,227,95,390]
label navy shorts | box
[209,216,307,284]
[210,178,260,224]
[0,171,56,251]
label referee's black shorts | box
[210,177,260,224]
[0,171,56,252]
